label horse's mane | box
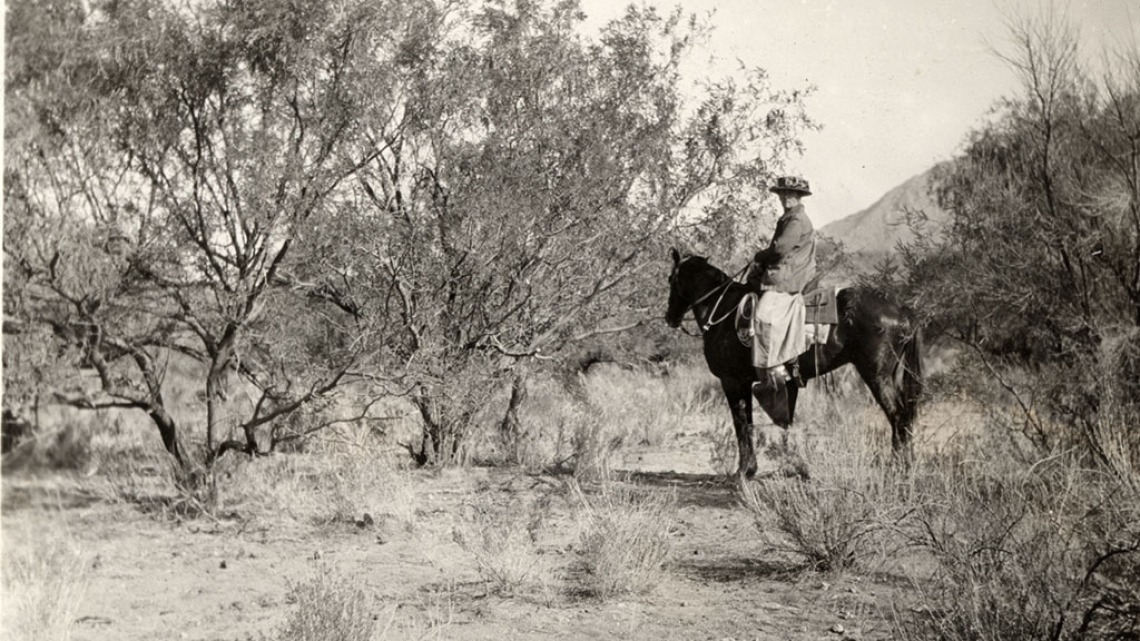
[679,253,737,287]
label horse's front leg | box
[721,378,757,479]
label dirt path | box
[3,452,910,641]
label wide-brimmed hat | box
[769,175,812,196]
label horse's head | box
[665,247,719,328]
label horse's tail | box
[894,320,925,433]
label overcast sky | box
[579,0,1138,226]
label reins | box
[682,264,751,333]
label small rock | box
[219,560,227,570]
[312,551,321,560]
[830,623,845,635]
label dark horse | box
[665,249,924,478]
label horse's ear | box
[670,247,681,265]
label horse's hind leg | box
[854,362,913,457]
[721,378,757,479]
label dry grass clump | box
[884,351,1140,640]
[511,375,627,480]
[567,410,623,482]
[740,392,911,572]
[268,565,379,641]
[2,413,96,473]
[451,495,553,597]
[572,481,677,598]
[701,417,736,475]
[660,361,723,416]
[1,532,90,641]
[222,442,419,532]
[95,447,220,520]
[509,365,722,476]
[740,429,911,572]
[89,414,420,530]
[897,454,1140,641]
[580,366,687,448]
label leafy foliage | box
[878,9,1140,464]
[4,0,812,469]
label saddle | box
[736,287,839,357]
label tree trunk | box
[205,339,236,454]
[148,405,184,465]
[128,347,185,465]
[206,367,224,453]
[499,373,528,462]
[414,393,440,466]
[413,391,467,466]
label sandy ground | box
[2,429,917,641]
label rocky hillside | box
[820,166,947,257]
[814,166,948,283]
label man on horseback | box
[747,175,817,393]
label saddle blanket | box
[803,287,839,325]
[740,291,834,369]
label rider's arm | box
[767,215,812,260]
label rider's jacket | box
[749,203,817,294]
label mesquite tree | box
[4,0,430,462]
[294,0,814,463]
[888,10,1140,463]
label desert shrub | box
[742,478,891,572]
[568,410,624,483]
[505,364,722,475]
[95,445,221,520]
[221,443,419,532]
[1,533,89,641]
[272,565,377,641]
[572,481,676,598]
[581,366,688,448]
[740,420,911,572]
[874,8,1140,472]
[507,375,577,471]
[451,495,553,596]
[661,361,723,416]
[508,374,625,480]
[701,417,736,475]
[1,414,95,473]
[898,454,1140,640]
[313,450,418,530]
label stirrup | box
[787,362,806,389]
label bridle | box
[673,262,751,334]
